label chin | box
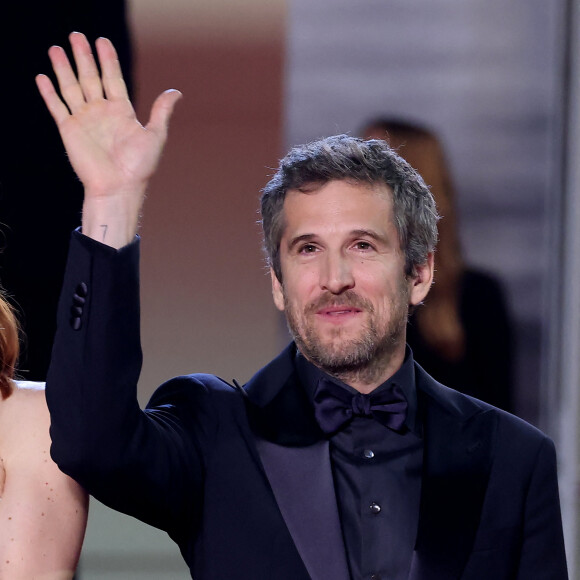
[303,337,376,370]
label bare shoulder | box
[0,381,51,464]
[0,380,88,578]
[1,380,47,405]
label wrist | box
[82,191,145,249]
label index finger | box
[95,37,129,101]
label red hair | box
[0,293,19,399]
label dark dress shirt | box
[296,350,423,580]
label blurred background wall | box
[1,0,579,577]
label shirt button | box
[370,575,381,580]
[363,449,375,459]
[369,502,381,514]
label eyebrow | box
[350,229,385,242]
[287,233,317,252]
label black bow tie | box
[313,377,408,435]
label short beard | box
[284,287,409,385]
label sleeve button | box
[75,282,88,297]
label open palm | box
[36,33,181,200]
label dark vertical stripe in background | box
[0,0,132,379]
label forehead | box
[281,180,395,236]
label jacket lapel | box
[408,366,498,580]
[243,344,350,580]
[255,436,350,580]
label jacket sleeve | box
[45,230,215,537]
[516,436,568,580]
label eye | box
[353,240,374,251]
[298,243,318,254]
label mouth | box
[316,305,363,317]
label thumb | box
[147,89,183,137]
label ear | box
[408,252,434,306]
[270,268,285,312]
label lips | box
[318,306,362,316]
[307,290,372,318]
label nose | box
[320,251,355,294]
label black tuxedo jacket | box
[46,232,568,579]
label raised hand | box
[36,32,182,248]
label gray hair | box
[260,134,439,281]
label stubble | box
[284,283,410,387]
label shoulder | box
[0,381,56,498]
[145,373,244,417]
[0,381,48,428]
[148,373,238,401]
[416,363,548,444]
[0,381,51,453]
[147,347,295,410]
[142,374,248,445]
[9,381,47,413]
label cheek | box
[360,274,407,309]
[354,266,394,294]
[284,268,319,302]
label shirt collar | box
[294,345,420,436]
